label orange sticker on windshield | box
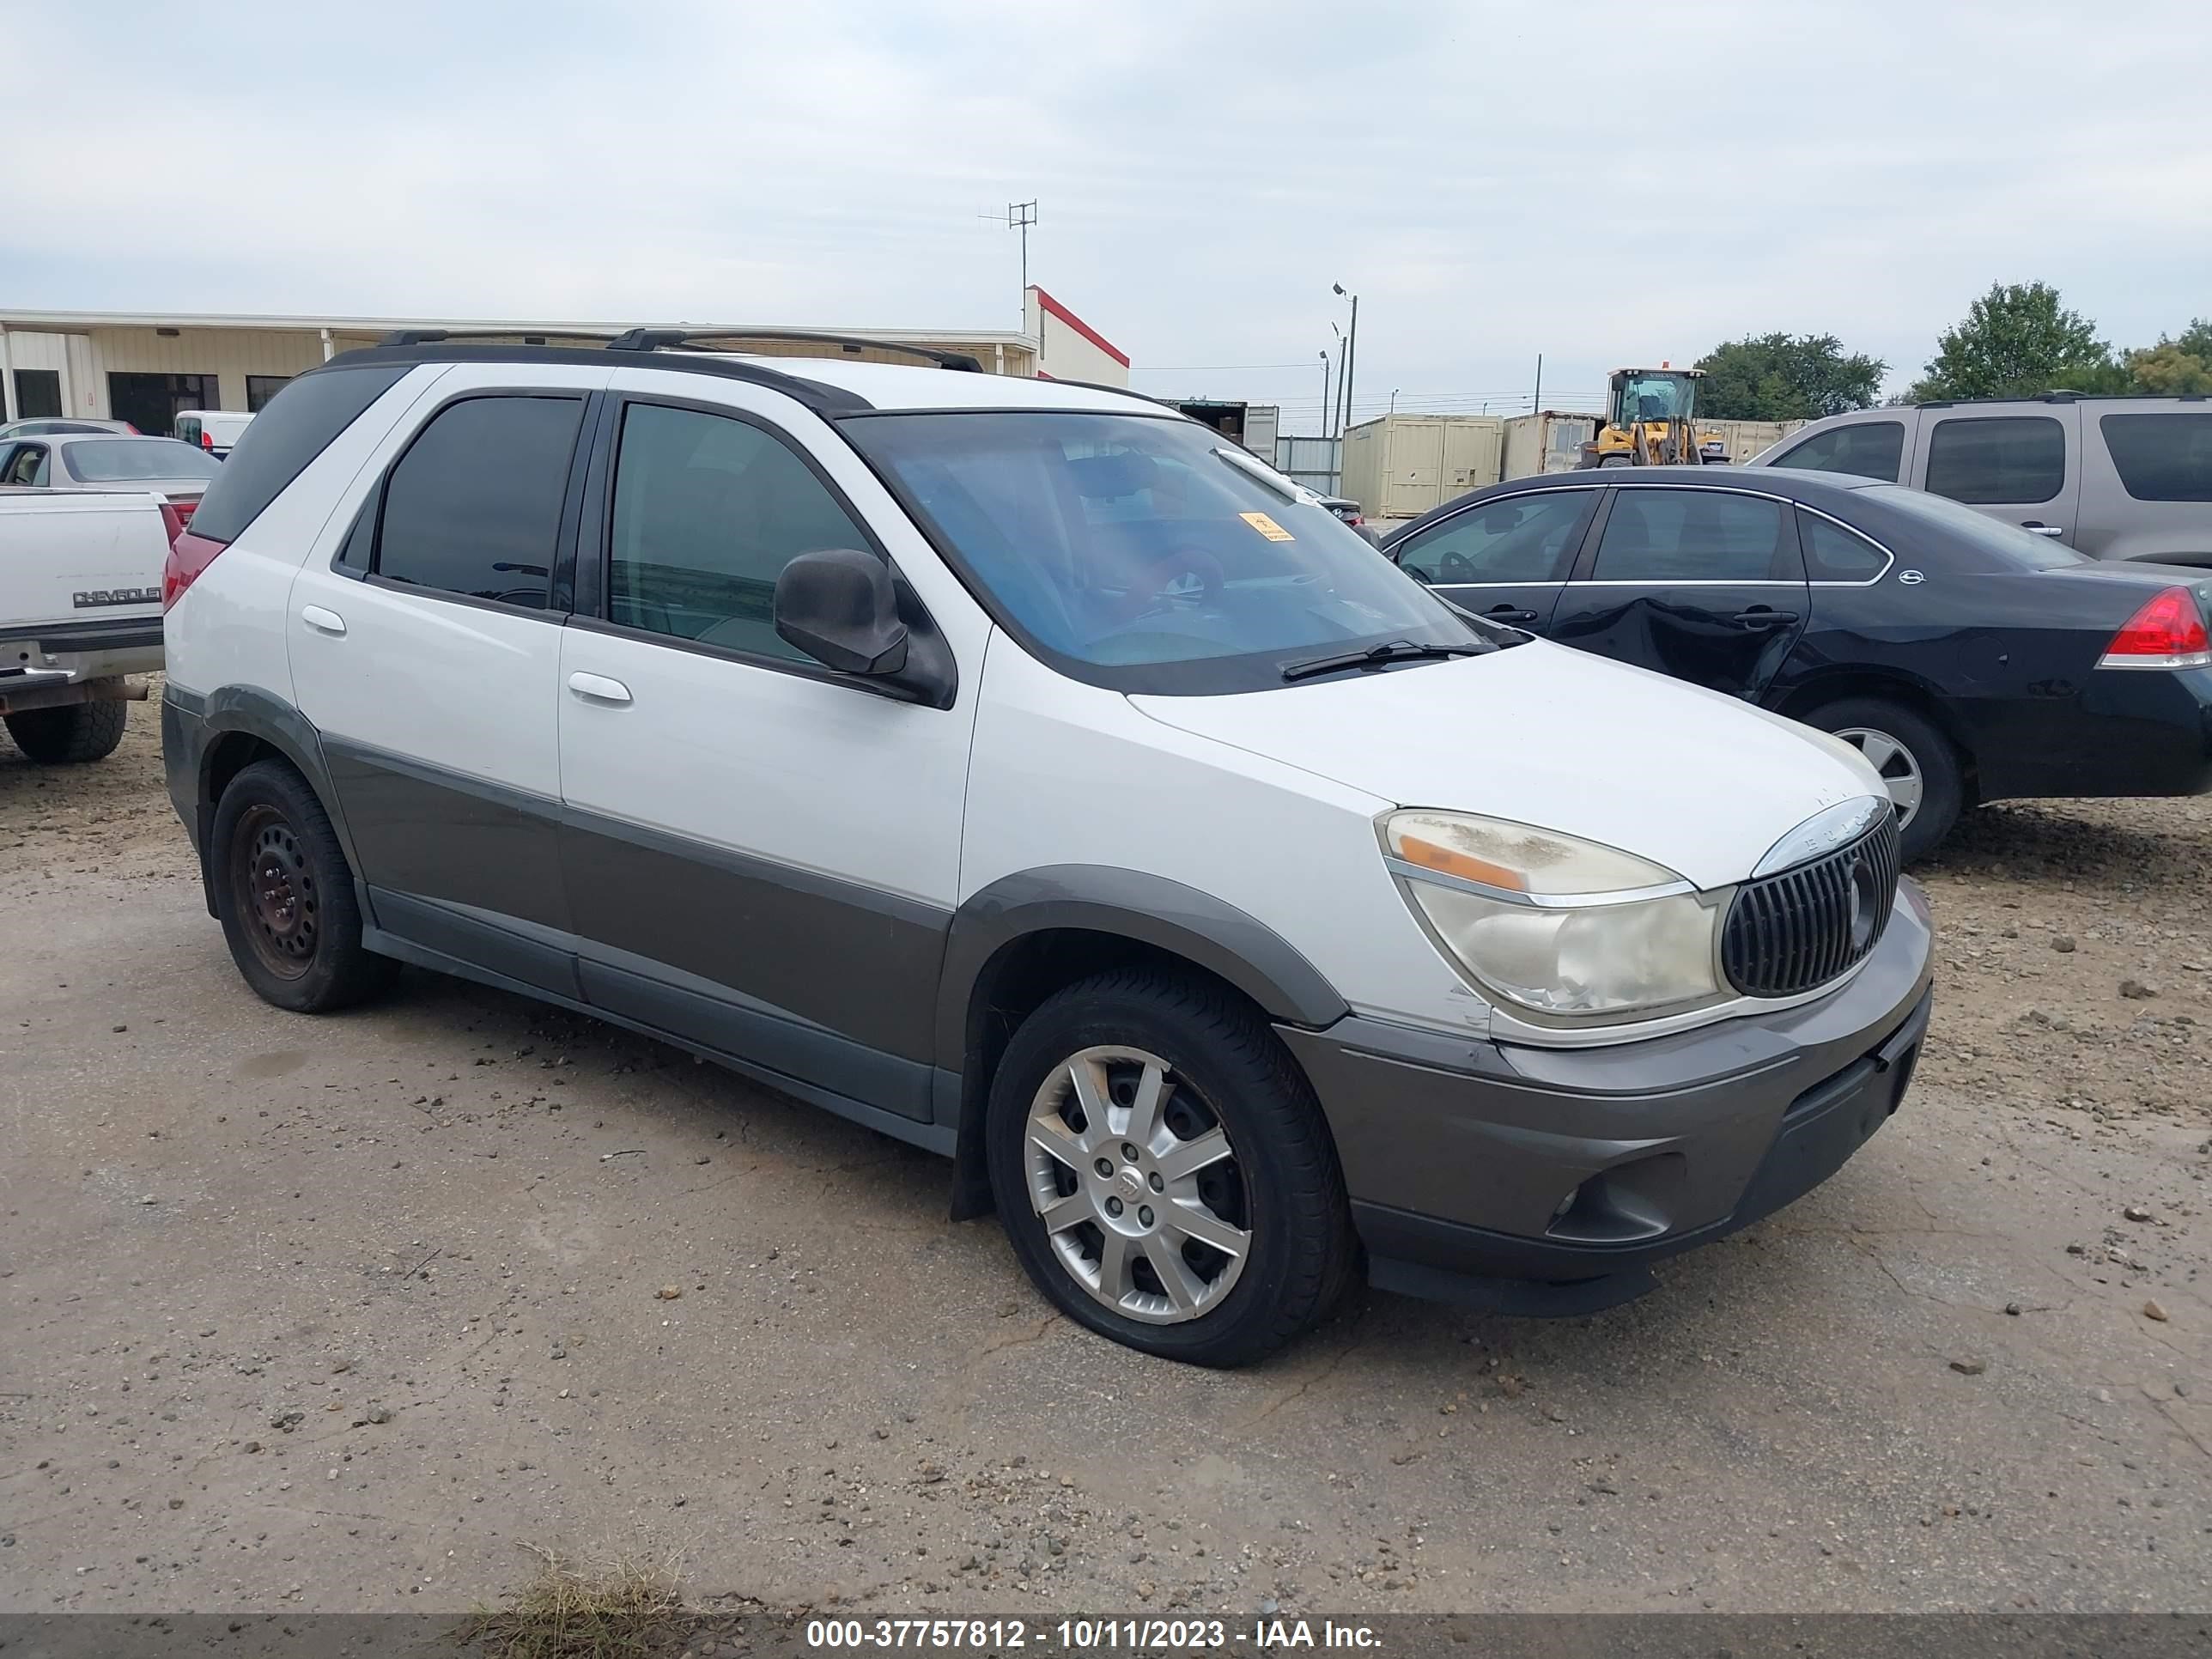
[1239,512,1295,542]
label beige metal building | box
[0,285,1130,436]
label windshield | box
[62,439,221,483]
[1859,484,2090,571]
[846,410,1486,693]
[1616,373,1692,425]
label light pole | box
[1317,349,1332,444]
[1328,321,1343,440]
[1333,283,1358,437]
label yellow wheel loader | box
[1579,366,1729,468]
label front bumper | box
[1277,881,1936,1316]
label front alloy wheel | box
[986,969,1356,1365]
[1024,1046,1251,1324]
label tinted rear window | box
[374,394,584,607]
[188,364,410,543]
[1769,420,1904,482]
[2099,412,2212,502]
[61,439,220,482]
[1858,484,2087,570]
[1924,416,2064,504]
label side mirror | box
[774,548,909,676]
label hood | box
[1129,641,1886,891]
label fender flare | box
[934,866,1349,1067]
[172,684,361,913]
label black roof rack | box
[605,327,984,373]
[1913,390,2203,409]
[316,340,875,415]
[377,327,620,347]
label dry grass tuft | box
[460,1545,686,1659]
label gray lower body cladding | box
[1278,887,1936,1315]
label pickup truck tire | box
[3,700,128,764]
[210,759,397,1012]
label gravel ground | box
[2,691,2207,1617]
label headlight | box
[1382,811,1725,1023]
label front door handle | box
[1485,604,1541,624]
[1730,607,1800,630]
[299,605,347,636]
[2021,521,2066,538]
[567,671,632,705]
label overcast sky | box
[6,1,2207,428]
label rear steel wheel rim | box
[232,805,319,980]
[1024,1044,1251,1326]
[1833,726,1924,829]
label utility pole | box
[1333,284,1358,437]
[1533,352,1543,414]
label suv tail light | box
[163,529,228,611]
[199,428,215,450]
[2098,586,2212,670]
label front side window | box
[375,395,584,608]
[1797,508,1889,580]
[61,439,220,482]
[607,402,874,661]
[1770,420,1905,482]
[2099,412,2212,502]
[1589,489,1787,582]
[1924,416,2064,504]
[843,410,1486,693]
[1394,491,1593,586]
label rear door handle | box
[567,671,632,705]
[299,605,347,636]
[1730,608,1800,629]
[2021,522,2066,538]
[1484,604,1541,624]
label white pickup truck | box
[0,490,168,763]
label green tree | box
[1692,332,1887,420]
[1909,282,2117,400]
[2125,318,2212,394]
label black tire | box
[986,969,1355,1366]
[3,700,127,763]
[1805,696,1964,862]
[209,759,396,1012]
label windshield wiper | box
[1280,639,1489,683]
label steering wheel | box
[1437,549,1482,583]
[1102,545,1224,623]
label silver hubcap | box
[1024,1045,1251,1326]
[1834,726,1924,828]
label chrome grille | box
[1721,814,1901,998]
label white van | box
[158,333,1935,1364]
[173,409,254,459]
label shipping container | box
[1501,411,1601,479]
[1697,418,1806,465]
[1173,399,1279,457]
[1340,415,1504,519]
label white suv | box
[161,331,1935,1364]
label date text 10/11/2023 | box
[803,1616,1384,1650]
